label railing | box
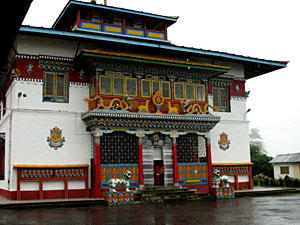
[77,20,166,41]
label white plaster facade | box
[272,163,300,179]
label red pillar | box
[138,137,144,186]
[172,137,179,185]
[91,136,101,198]
[76,9,81,28]
[249,165,253,189]
[206,137,213,188]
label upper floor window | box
[174,82,206,102]
[43,72,68,103]
[213,86,229,112]
[141,79,170,99]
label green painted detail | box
[82,52,230,72]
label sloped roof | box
[270,153,300,164]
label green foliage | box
[250,144,274,177]
[250,128,274,178]
[284,175,292,187]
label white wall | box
[2,79,92,191]
[273,163,295,179]
[209,96,251,163]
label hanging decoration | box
[218,132,230,151]
[47,126,65,150]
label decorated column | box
[206,134,213,188]
[136,130,145,188]
[170,131,179,185]
[91,129,103,198]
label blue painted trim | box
[20,26,288,68]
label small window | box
[152,81,160,95]
[196,84,206,101]
[162,81,170,99]
[185,84,195,100]
[113,77,124,95]
[99,76,112,95]
[280,167,289,174]
[43,72,68,103]
[174,82,184,100]
[213,87,229,112]
[141,79,151,98]
[125,78,137,96]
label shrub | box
[279,178,284,186]
[264,177,270,186]
[284,175,292,187]
[270,178,277,186]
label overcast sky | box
[23,0,300,157]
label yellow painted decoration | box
[152,91,165,106]
[83,96,133,110]
[167,102,179,114]
[182,103,214,114]
[82,22,100,30]
[148,32,164,39]
[127,29,144,36]
[186,179,201,183]
[105,26,122,33]
[138,100,151,112]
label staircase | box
[134,186,202,203]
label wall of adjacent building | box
[272,163,298,179]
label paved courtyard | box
[1,193,300,225]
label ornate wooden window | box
[43,72,68,103]
[100,131,138,164]
[213,86,230,112]
[185,84,195,100]
[125,78,137,96]
[174,82,184,100]
[196,84,206,101]
[113,77,124,95]
[280,166,289,175]
[177,133,207,163]
[141,79,151,98]
[152,80,160,95]
[161,81,171,99]
[99,75,112,95]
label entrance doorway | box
[154,160,164,186]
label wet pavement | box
[1,194,300,225]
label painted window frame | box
[125,78,138,97]
[174,82,185,100]
[280,166,289,175]
[113,77,124,96]
[43,71,69,103]
[185,83,195,101]
[99,75,112,95]
[152,80,160,95]
[161,81,171,99]
[196,84,206,102]
[141,79,152,98]
[212,86,230,112]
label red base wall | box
[0,188,87,200]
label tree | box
[250,128,273,178]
